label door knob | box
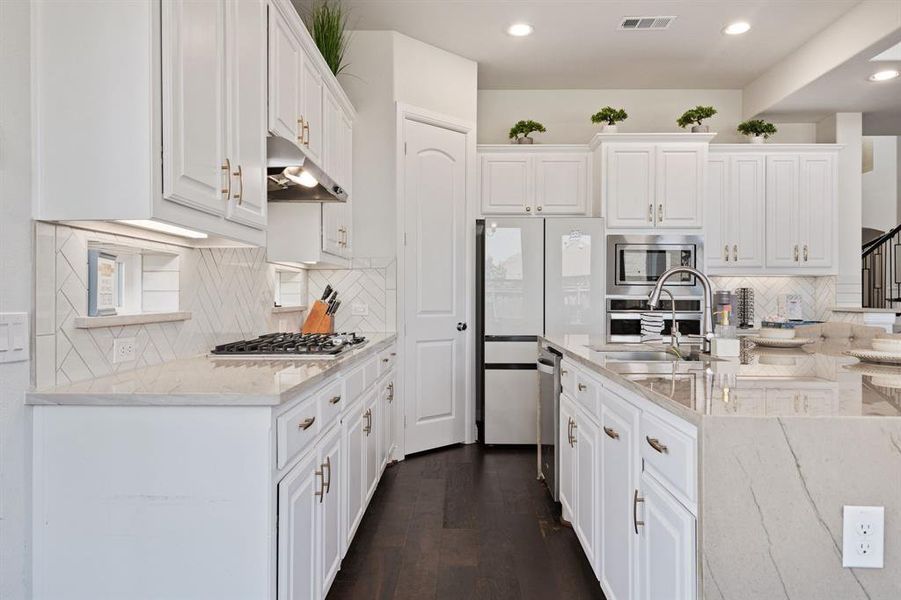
[456,322,468,331]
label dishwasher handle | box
[537,358,556,374]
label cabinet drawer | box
[573,371,601,418]
[363,357,379,389]
[277,396,320,469]
[378,347,396,376]
[346,366,365,403]
[640,411,697,508]
[318,379,345,429]
[560,360,577,395]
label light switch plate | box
[0,313,29,364]
[843,505,884,568]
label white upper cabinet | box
[267,5,304,142]
[594,134,712,230]
[798,154,835,268]
[302,59,325,164]
[225,0,267,229]
[161,0,228,217]
[706,153,765,269]
[479,146,590,216]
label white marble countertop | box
[542,334,901,422]
[27,333,397,407]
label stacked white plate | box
[847,338,901,365]
[747,326,813,348]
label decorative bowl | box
[759,327,796,340]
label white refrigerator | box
[476,218,605,444]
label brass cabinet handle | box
[733,244,738,262]
[233,164,243,205]
[323,455,332,494]
[578,383,587,392]
[794,244,800,262]
[298,416,315,431]
[646,436,668,454]
[364,409,372,435]
[303,121,311,147]
[315,466,325,502]
[648,204,654,222]
[603,426,620,440]
[221,158,231,198]
[297,116,305,142]
[633,489,645,534]
[803,244,809,262]
[329,395,341,405]
[723,245,729,262]
[657,203,663,222]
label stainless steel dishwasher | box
[537,346,562,501]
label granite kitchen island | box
[543,334,901,600]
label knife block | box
[301,300,334,334]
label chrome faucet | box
[648,266,715,354]
[658,288,682,357]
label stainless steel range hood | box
[267,135,347,203]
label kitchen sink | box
[590,349,684,362]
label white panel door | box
[729,154,766,267]
[277,452,320,600]
[799,154,834,268]
[534,153,588,215]
[225,0,267,229]
[267,5,303,141]
[599,390,640,600]
[766,154,801,268]
[605,145,655,228]
[403,118,468,454]
[705,155,729,267]
[655,145,703,228]
[318,425,342,598]
[343,402,365,547]
[301,56,323,163]
[559,394,577,522]
[574,408,598,570]
[480,154,533,214]
[161,0,228,216]
[638,472,697,600]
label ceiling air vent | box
[619,16,676,31]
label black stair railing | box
[862,223,901,308]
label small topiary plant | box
[508,120,547,142]
[591,107,628,126]
[737,119,778,139]
[677,106,717,129]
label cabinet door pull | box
[221,158,231,199]
[561,369,568,375]
[570,421,577,445]
[525,206,531,213]
[536,206,543,212]
[329,395,341,405]
[577,383,587,392]
[315,466,325,502]
[646,436,668,454]
[297,117,305,142]
[603,426,620,440]
[303,121,311,147]
[648,204,654,222]
[233,164,243,205]
[657,203,663,222]
[382,358,390,363]
[723,245,729,262]
[794,244,800,262]
[323,456,332,494]
[633,489,645,534]
[298,416,316,431]
[733,244,738,262]
[567,418,573,446]
[803,244,809,262]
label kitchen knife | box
[328,300,341,316]
[320,285,333,302]
[328,290,338,304]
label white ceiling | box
[760,31,901,129]
[300,0,861,89]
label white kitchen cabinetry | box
[574,407,599,571]
[277,451,320,600]
[267,3,304,142]
[302,58,325,164]
[638,472,697,600]
[706,145,839,275]
[34,0,267,244]
[344,400,366,546]
[364,389,381,503]
[318,424,343,598]
[559,394,578,521]
[593,133,713,229]
[267,201,352,268]
[479,146,590,216]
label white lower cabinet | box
[638,472,697,600]
[277,452,320,600]
[343,400,366,546]
[364,389,381,503]
[559,365,698,600]
[318,425,343,598]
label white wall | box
[862,136,900,231]
[0,1,32,597]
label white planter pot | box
[750,135,765,144]
[691,125,710,133]
[515,137,534,144]
[602,124,618,133]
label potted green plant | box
[508,120,547,144]
[309,0,350,76]
[591,107,628,133]
[737,119,778,144]
[677,106,717,133]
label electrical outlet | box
[112,337,136,364]
[843,506,884,568]
[351,302,369,316]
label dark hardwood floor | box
[327,444,606,600]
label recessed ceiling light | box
[507,23,533,37]
[869,69,899,82]
[723,21,751,35]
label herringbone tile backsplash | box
[35,223,306,388]
[710,275,838,325]
[307,258,397,333]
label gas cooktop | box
[211,332,367,359]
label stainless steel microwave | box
[606,235,704,297]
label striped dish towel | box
[640,313,665,341]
